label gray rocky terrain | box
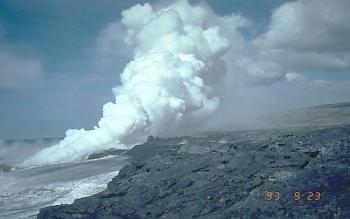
[38,124,350,218]
[263,102,350,128]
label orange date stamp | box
[266,191,322,201]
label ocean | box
[0,138,129,219]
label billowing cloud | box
[24,0,230,166]
[95,1,293,86]
[254,0,350,71]
[23,0,350,167]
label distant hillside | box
[263,102,350,128]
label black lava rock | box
[38,125,350,219]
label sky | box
[0,0,349,139]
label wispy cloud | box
[0,50,44,88]
[95,21,132,75]
[0,19,44,89]
[0,21,6,36]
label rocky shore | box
[38,125,350,218]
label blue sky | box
[0,0,349,139]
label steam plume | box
[23,0,229,166]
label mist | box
[22,0,350,167]
[23,0,230,166]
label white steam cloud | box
[23,0,230,166]
[23,0,350,166]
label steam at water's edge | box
[23,0,230,166]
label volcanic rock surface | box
[38,125,350,218]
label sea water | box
[0,139,129,219]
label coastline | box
[38,125,350,218]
